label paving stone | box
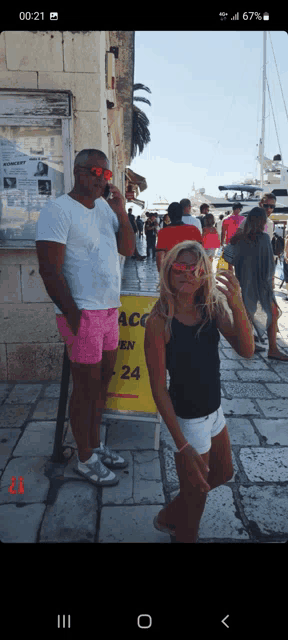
[268,363,288,380]
[221,349,250,360]
[239,448,288,482]
[99,505,170,542]
[238,485,288,536]
[225,417,260,445]
[253,419,288,445]
[4,384,42,404]
[105,419,157,450]
[43,383,73,398]
[219,370,239,381]
[254,399,287,418]
[31,398,69,420]
[0,456,50,504]
[0,405,31,428]
[199,485,249,540]
[221,398,261,416]
[240,360,269,370]
[220,360,244,370]
[0,429,22,472]
[39,481,98,542]
[0,504,46,542]
[236,370,281,381]
[265,384,288,397]
[13,421,60,456]
[0,384,14,403]
[223,382,274,398]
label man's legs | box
[89,348,118,449]
[69,361,102,462]
[69,353,117,461]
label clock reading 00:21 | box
[19,12,45,20]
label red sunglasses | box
[171,263,205,275]
[79,166,113,180]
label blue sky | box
[129,31,288,209]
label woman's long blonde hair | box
[148,240,227,342]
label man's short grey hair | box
[180,199,191,210]
[74,149,109,169]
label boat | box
[208,32,288,230]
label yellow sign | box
[106,295,158,414]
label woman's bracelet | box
[178,442,189,453]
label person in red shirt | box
[221,204,245,246]
[156,202,202,272]
[202,213,221,262]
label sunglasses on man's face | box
[263,204,275,209]
[79,166,113,180]
[171,262,205,276]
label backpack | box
[271,232,284,256]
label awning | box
[130,198,145,209]
[125,168,147,193]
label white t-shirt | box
[181,214,202,234]
[35,194,121,314]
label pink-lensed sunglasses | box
[171,263,205,276]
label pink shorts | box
[56,308,119,364]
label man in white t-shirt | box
[180,198,202,234]
[36,148,135,484]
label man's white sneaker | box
[74,453,119,486]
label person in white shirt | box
[180,198,202,234]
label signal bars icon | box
[57,615,71,628]
[231,12,239,20]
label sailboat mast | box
[260,31,267,188]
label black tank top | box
[165,313,221,419]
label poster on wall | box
[0,125,65,244]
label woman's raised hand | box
[215,270,244,312]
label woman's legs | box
[157,425,234,541]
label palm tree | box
[131,83,152,160]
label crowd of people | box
[35,148,288,543]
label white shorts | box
[174,406,226,455]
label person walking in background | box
[161,213,171,229]
[180,198,202,234]
[36,148,135,486]
[224,207,288,361]
[136,215,144,238]
[145,212,159,259]
[201,212,221,263]
[196,203,210,230]
[128,208,146,260]
[284,228,288,300]
[221,204,245,247]
[216,214,224,239]
[215,214,225,258]
[144,240,254,542]
[155,202,202,273]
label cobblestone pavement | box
[0,234,287,543]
